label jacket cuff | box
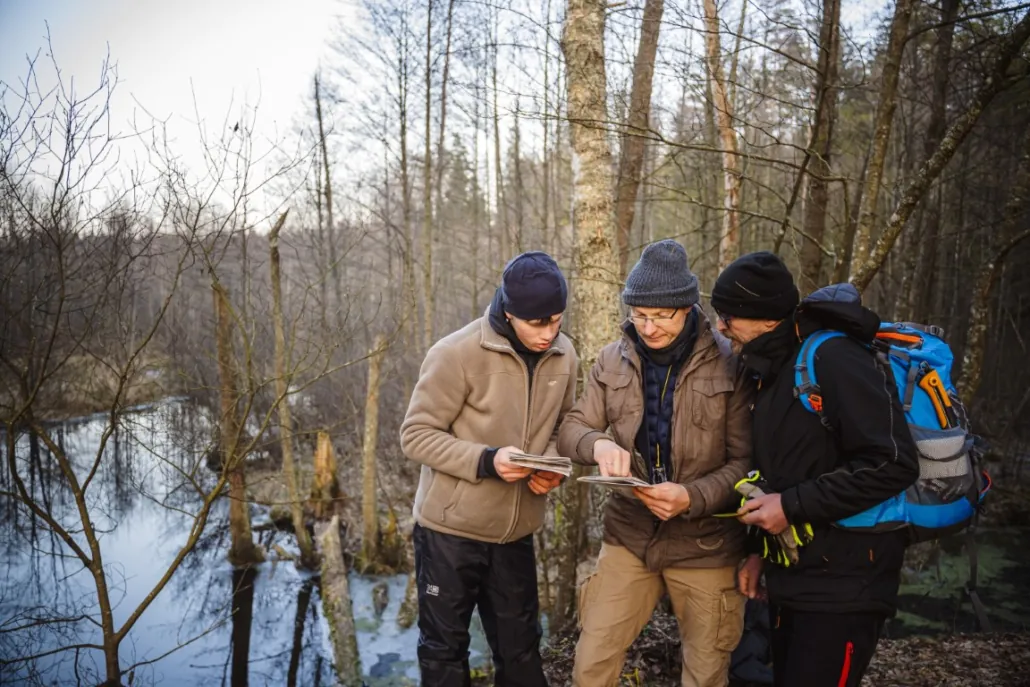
[477,448,500,480]
[682,484,707,520]
[576,431,609,463]
[780,486,806,524]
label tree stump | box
[310,431,344,519]
[317,516,362,685]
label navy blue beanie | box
[500,251,568,320]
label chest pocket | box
[598,370,637,424]
[691,377,734,430]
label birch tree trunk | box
[472,80,483,319]
[313,148,329,333]
[422,0,435,352]
[513,107,526,251]
[269,211,318,569]
[434,0,457,325]
[314,74,342,330]
[493,7,510,259]
[701,65,721,290]
[543,0,554,250]
[360,335,387,569]
[614,0,663,278]
[847,0,914,276]
[558,0,622,632]
[398,14,417,359]
[702,0,742,270]
[799,0,841,292]
[213,282,262,566]
[849,10,1030,292]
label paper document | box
[577,475,657,489]
[508,451,573,477]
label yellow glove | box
[736,471,815,568]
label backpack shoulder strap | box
[794,330,847,428]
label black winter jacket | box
[742,284,919,616]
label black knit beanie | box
[710,251,799,320]
[500,251,568,320]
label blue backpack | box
[795,321,991,544]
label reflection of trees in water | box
[0,402,223,684]
[230,566,256,687]
[2,401,334,685]
[169,538,332,687]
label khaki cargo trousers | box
[573,543,745,687]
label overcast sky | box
[1,0,886,220]
[1,0,350,217]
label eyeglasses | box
[715,310,733,326]
[627,310,679,327]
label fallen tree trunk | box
[317,516,362,686]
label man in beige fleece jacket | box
[400,251,577,687]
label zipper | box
[617,330,719,489]
[837,641,854,687]
[654,365,673,482]
[496,344,556,543]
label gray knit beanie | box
[622,239,699,309]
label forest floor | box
[533,618,1030,687]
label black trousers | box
[770,606,885,687]
[414,524,547,687]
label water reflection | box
[0,401,334,686]
[0,400,502,685]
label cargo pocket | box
[576,572,600,631]
[714,589,746,651]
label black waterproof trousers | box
[414,523,547,687]
[770,606,885,687]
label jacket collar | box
[478,305,567,357]
[619,305,726,377]
[741,317,799,383]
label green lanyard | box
[655,366,673,475]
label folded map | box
[576,475,656,489]
[508,451,573,477]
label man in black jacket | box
[710,252,919,687]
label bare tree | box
[360,335,388,569]
[799,0,841,292]
[314,74,343,330]
[849,10,1030,291]
[702,0,742,270]
[422,0,436,352]
[269,211,318,569]
[557,0,622,632]
[848,0,915,277]
[213,280,263,566]
[614,0,664,278]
